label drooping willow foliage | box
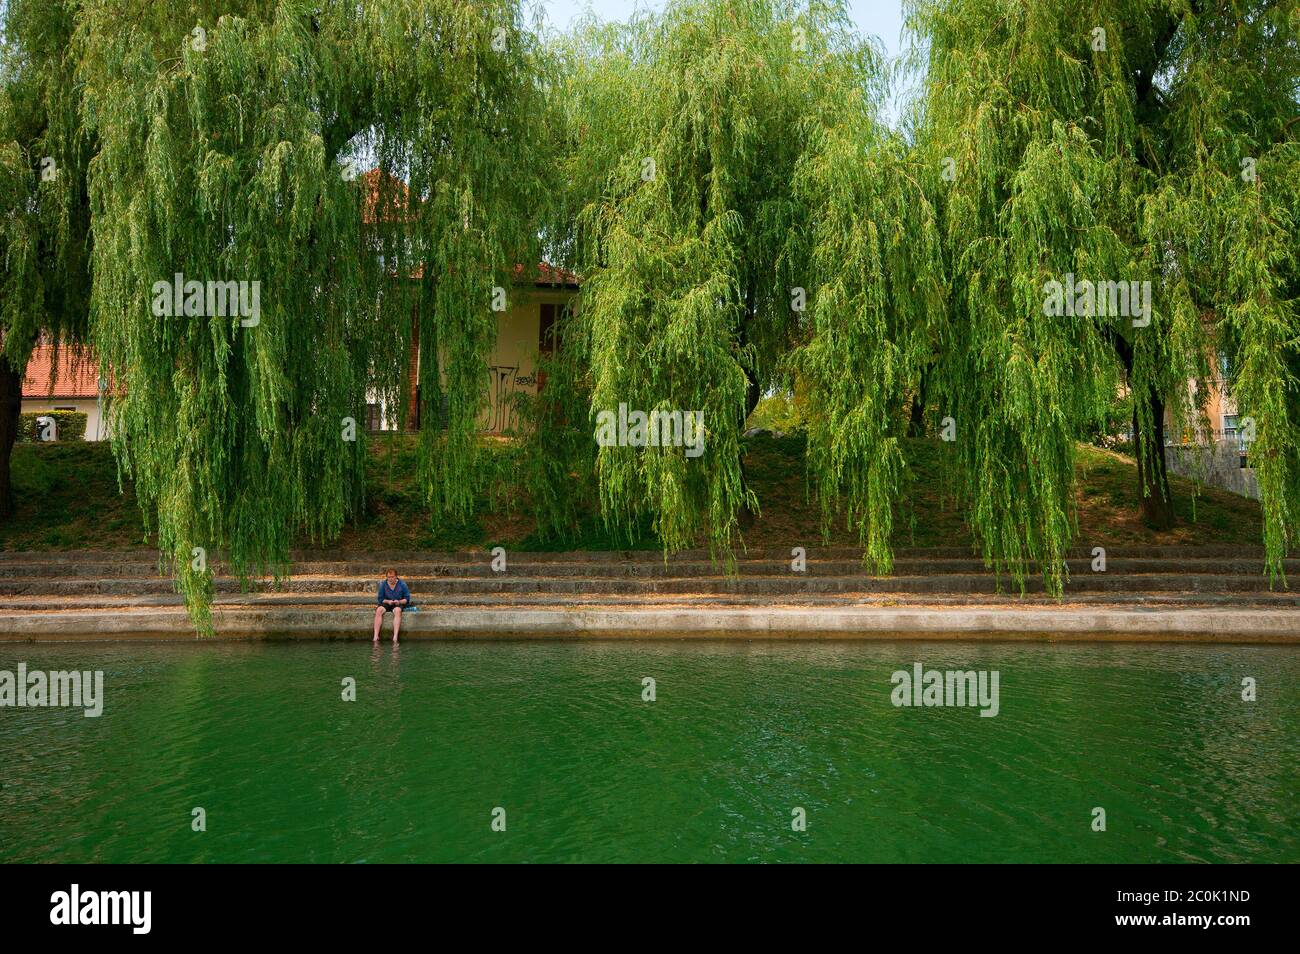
[901,0,1299,589]
[1,0,89,349]
[74,0,555,627]
[788,73,945,575]
[0,0,92,517]
[3,0,1297,625]
[544,0,901,559]
[1181,2,1300,578]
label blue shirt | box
[377,579,412,606]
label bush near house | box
[17,410,88,442]
[746,392,807,436]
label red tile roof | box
[21,346,102,399]
[395,263,579,285]
[516,261,580,287]
[359,168,415,225]
[397,261,579,286]
[361,169,579,287]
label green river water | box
[1,640,1296,863]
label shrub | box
[746,391,806,435]
[17,410,88,442]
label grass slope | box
[2,433,1264,554]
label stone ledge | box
[2,605,1298,643]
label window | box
[1223,414,1251,464]
[538,303,557,356]
[537,302,568,394]
[1223,414,1239,441]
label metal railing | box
[1166,428,1250,452]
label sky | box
[536,0,913,123]
[536,0,907,58]
[1,3,912,116]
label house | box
[1181,352,1243,446]
[1163,352,1257,499]
[365,258,577,434]
[358,169,579,434]
[20,170,579,441]
[472,261,577,435]
[20,345,109,440]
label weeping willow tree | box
[11,0,1296,620]
[897,0,1299,589]
[0,0,92,518]
[73,0,555,627]
[545,0,899,558]
[787,66,945,574]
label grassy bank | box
[2,433,1263,553]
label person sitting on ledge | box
[373,567,412,644]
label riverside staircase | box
[2,546,1299,640]
[0,545,1294,642]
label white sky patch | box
[538,0,903,57]
[536,1,909,124]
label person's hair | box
[384,567,396,575]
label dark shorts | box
[379,603,404,613]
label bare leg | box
[373,605,385,643]
[392,606,402,644]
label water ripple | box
[0,640,1296,862]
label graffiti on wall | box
[483,365,538,433]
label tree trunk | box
[405,304,420,431]
[908,366,930,437]
[743,373,762,424]
[736,283,763,532]
[1134,389,1175,529]
[0,355,23,520]
[1108,331,1175,530]
[737,369,762,532]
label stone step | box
[3,556,1296,581]
[4,604,1300,642]
[4,589,1300,613]
[0,544,1284,565]
[1,572,1292,598]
